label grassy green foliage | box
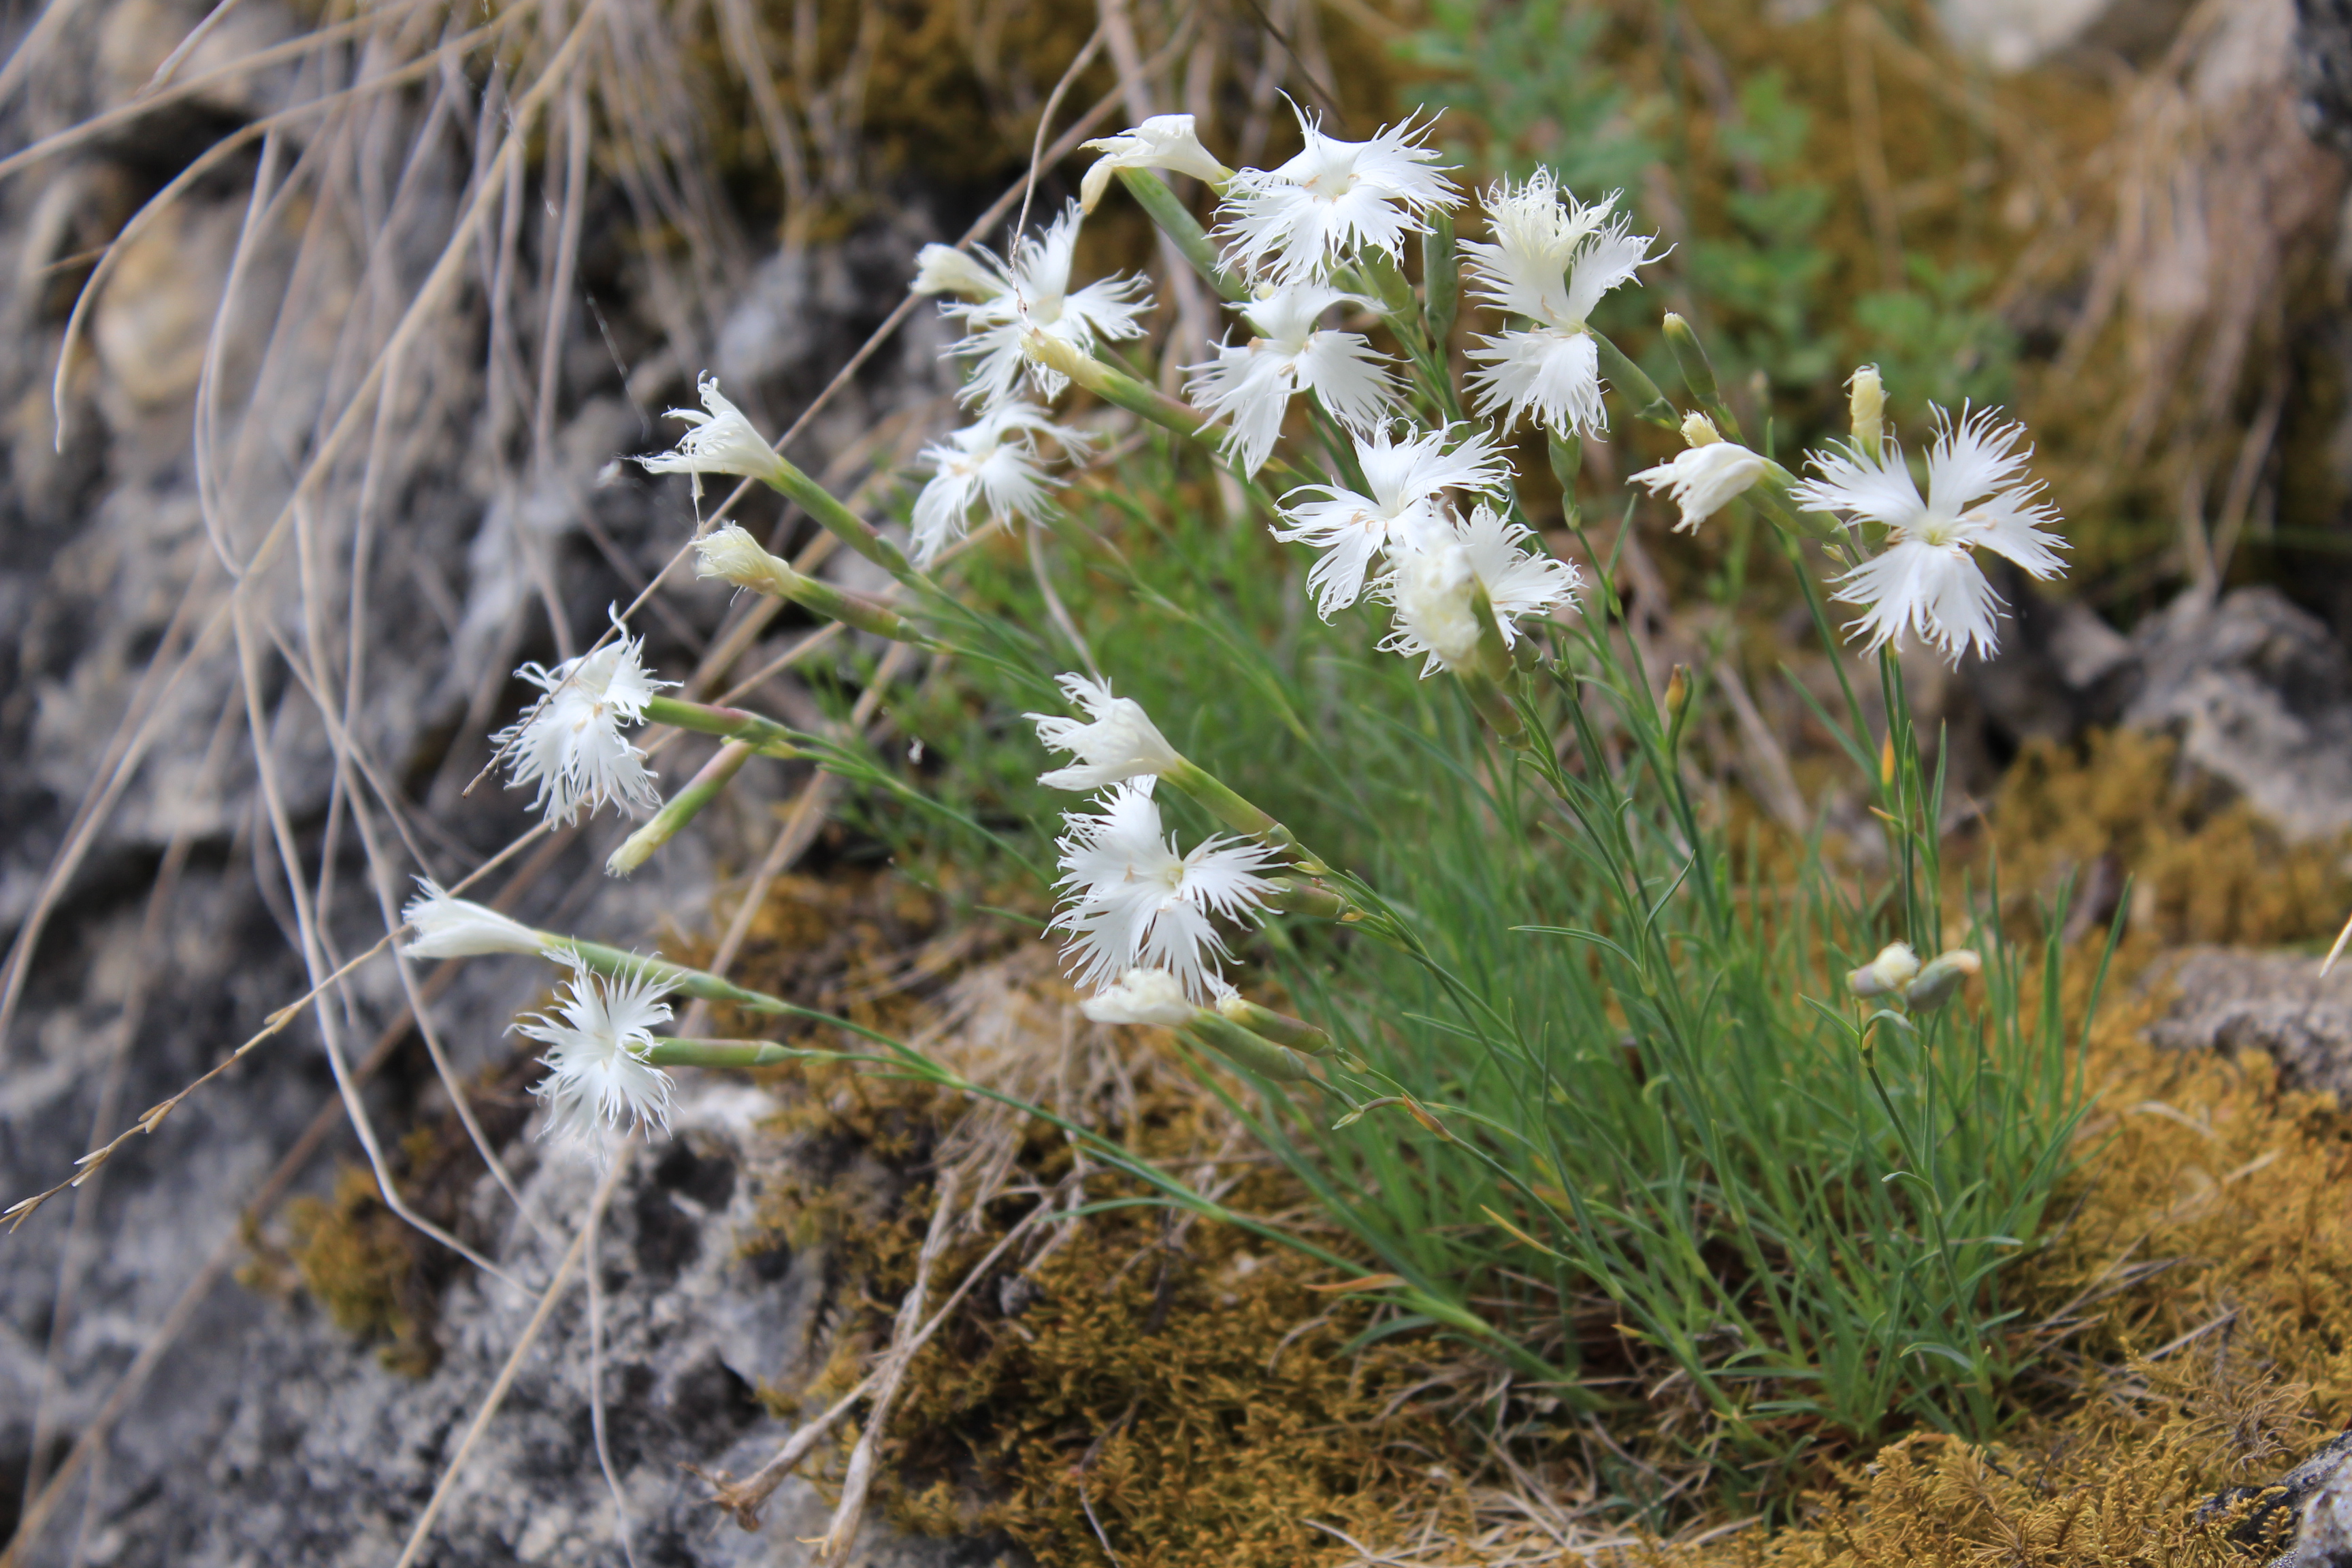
[847,434,2100,1498]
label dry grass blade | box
[3,834,574,1567]
[816,1165,966,1560]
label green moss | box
[286,1164,441,1377]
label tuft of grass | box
[856,420,2098,1505]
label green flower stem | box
[1117,169,1247,301]
[1549,431,1582,525]
[1421,210,1458,344]
[1160,757,1327,874]
[1218,998,1332,1056]
[1455,667,1531,750]
[762,454,915,583]
[1026,332,1218,444]
[647,1036,796,1068]
[1351,250,1418,322]
[1267,879,1354,921]
[642,694,804,759]
[717,537,938,646]
[1181,1013,1319,1082]
[1661,312,1742,442]
[1591,330,1680,431]
[561,940,789,1013]
[606,740,755,877]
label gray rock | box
[1968,584,2352,843]
[29,1077,1002,1567]
[2121,589,2352,843]
[2144,948,2352,1102]
[0,0,979,1555]
[2200,1429,2352,1565]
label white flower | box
[518,953,676,1149]
[911,243,999,301]
[1791,407,2067,662]
[946,201,1151,408]
[636,374,780,500]
[1846,941,1921,999]
[1274,423,1513,618]
[492,614,673,826]
[1461,173,1659,438]
[1383,538,1482,674]
[1029,673,1183,791]
[1183,284,1399,476]
[1079,967,1200,1026]
[1213,107,1458,284]
[1376,504,1580,675]
[910,402,1081,566]
[400,878,551,959]
[1631,442,1768,533]
[1051,781,1278,1000]
[1081,114,1232,212]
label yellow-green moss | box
[1991,727,2352,947]
[286,1164,440,1377]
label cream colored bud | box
[1681,410,1722,448]
[692,523,781,590]
[1847,941,1921,1000]
[1848,364,1885,449]
[1904,949,1982,1011]
[911,244,999,301]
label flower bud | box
[911,244,1000,301]
[1847,941,1921,999]
[1661,312,1721,405]
[1848,364,1885,450]
[1663,664,1691,736]
[1214,992,1333,1054]
[693,523,786,592]
[1904,949,1982,1011]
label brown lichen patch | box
[883,1186,1452,1568]
[720,925,1460,1568]
[1990,726,2352,948]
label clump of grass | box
[1639,945,2352,1568]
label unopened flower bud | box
[1214,992,1333,1054]
[1848,364,1885,450]
[1661,312,1722,405]
[911,244,999,301]
[1904,949,1982,1011]
[1847,941,1921,1000]
[693,523,784,591]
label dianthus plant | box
[422,101,2097,1477]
